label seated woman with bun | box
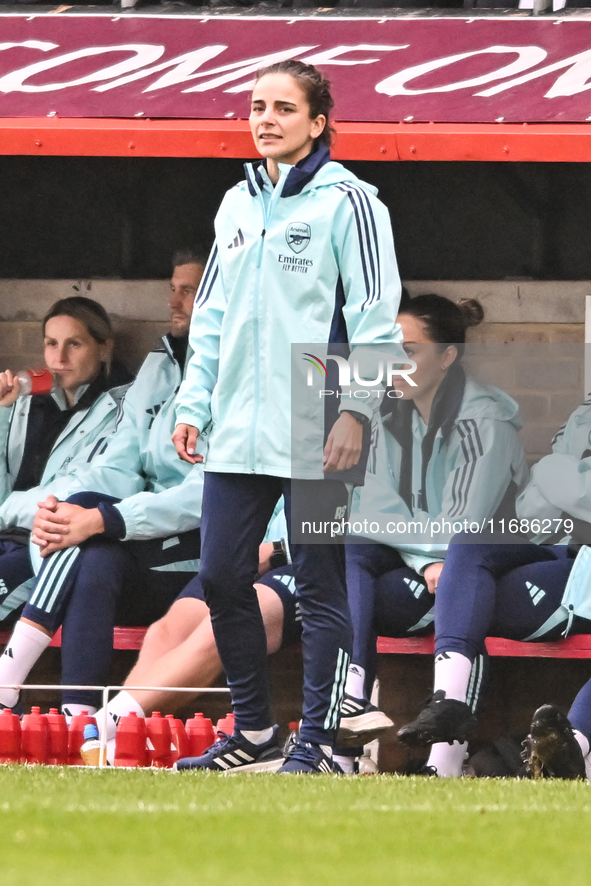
[0,296,133,627]
[336,294,529,775]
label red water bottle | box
[215,713,235,736]
[15,368,55,396]
[67,711,97,766]
[145,711,173,768]
[0,708,21,763]
[46,708,68,766]
[166,715,188,764]
[21,706,49,764]
[114,711,147,768]
[186,712,216,757]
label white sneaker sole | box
[337,711,395,744]
[173,755,284,774]
[223,756,285,775]
[169,757,284,775]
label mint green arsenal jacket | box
[350,370,529,575]
[517,400,591,542]
[64,336,204,541]
[0,381,129,532]
[175,143,403,481]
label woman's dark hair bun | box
[399,292,483,349]
[457,298,484,329]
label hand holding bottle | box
[0,370,21,407]
[0,368,54,407]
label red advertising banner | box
[2,13,591,123]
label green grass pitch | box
[3,766,591,886]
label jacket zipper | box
[249,171,285,473]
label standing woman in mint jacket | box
[173,59,402,773]
[0,296,132,626]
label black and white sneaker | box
[522,704,586,780]
[336,694,394,746]
[397,690,477,747]
[174,726,284,774]
[278,738,338,774]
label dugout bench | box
[4,627,591,658]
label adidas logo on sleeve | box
[228,229,244,249]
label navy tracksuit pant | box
[0,538,35,627]
[434,533,583,662]
[346,542,486,712]
[568,679,591,744]
[199,472,352,746]
[21,494,201,709]
[345,542,434,698]
[431,534,591,746]
[345,536,585,715]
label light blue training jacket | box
[516,401,591,636]
[64,335,204,541]
[517,399,591,543]
[0,382,129,532]
[350,373,529,574]
[175,143,402,480]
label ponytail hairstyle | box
[399,293,484,358]
[42,296,114,375]
[254,59,335,148]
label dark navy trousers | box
[0,538,35,627]
[199,472,352,746]
[434,533,578,661]
[346,542,433,697]
[345,542,486,713]
[568,680,591,743]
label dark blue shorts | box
[176,564,301,649]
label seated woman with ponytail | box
[336,294,529,775]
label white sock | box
[333,754,355,774]
[573,727,591,779]
[358,754,378,775]
[95,691,145,741]
[433,651,473,703]
[573,729,590,759]
[320,745,332,759]
[0,622,52,708]
[61,703,98,724]
[240,727,274,745]
[427,741,468,778]
[345,664,366,700]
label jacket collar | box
[383,362,467,513]
[164,333,188,372]
[245,142,331,198]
